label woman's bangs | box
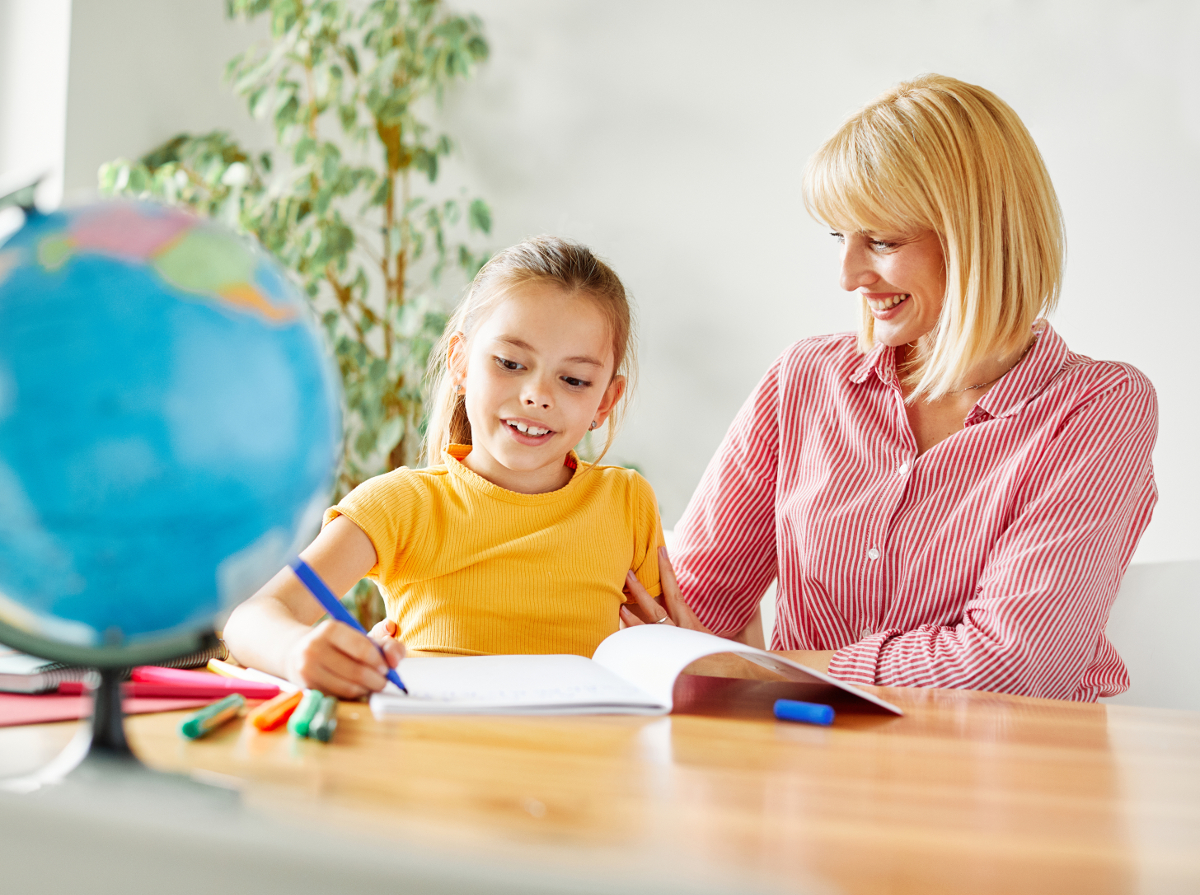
[806,138,919,236]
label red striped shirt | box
[672,323,1158,701]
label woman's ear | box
[446,331,468,388]
[591,374,626,428]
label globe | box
[0,199,342,669]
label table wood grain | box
[3,676,1197,894]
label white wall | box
[39,0,1200,564]
[0,0,72,209]
[61,0,269,189]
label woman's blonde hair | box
[804,73,1065,400]
[423,235,637,466]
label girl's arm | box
[221,516,405,698]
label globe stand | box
[84,667,137,761]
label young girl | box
[222,236,664,698]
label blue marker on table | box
[289,557,407,693]
[774,699,835,726]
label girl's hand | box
[283,618,406,699]
[620,547,713,633]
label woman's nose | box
[838,239,877,292]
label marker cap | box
[773,699,835,726]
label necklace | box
[952,337,1037,394]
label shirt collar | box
[849,340,897,387]
[847,320,1068,420]
[969,321,1067,422]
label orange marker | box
[247,688,304,731]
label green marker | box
[287,689,323,738]
[309,694,339,743]
[179,693,246,740]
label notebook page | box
[592,625,903,715]
[369,654,664,716]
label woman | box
[623,74,1157,701]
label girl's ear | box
[447,331,468,387]
[591,374,626,429]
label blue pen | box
[289,558,407,693]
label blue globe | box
[0,200,341,666]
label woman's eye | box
[870,240,897,252]
[494,356,523,371]
[562,376,591,388]
[830,231,845,244]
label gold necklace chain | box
[952,337,1037,395]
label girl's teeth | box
[509,421,550,436]
[872,293,909,309]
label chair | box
[1102,560,1200,712]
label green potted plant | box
[101,0,493,624]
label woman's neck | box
[897,337,1033,399]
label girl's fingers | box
[324,621,389,674]
[625,570,669,622]
[619,604,644,627]
[380,636,406,667]
[321,638,389,692]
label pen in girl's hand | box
[288,558,408,693]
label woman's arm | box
[622,549,835,674]
[670,352,788,635]
[222,516,404,698]
[831,373,1158,700]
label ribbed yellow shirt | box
[324,445,664,657]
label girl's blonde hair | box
[423,235,637,465]
[803,73,1065,400]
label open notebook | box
[370,625,902,717]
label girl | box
[222,236,664,698]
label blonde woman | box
[624,74,1157,701]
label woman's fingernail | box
[626,571,636,581]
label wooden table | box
[2,676,1198,894]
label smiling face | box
[835,229,947,349]
[447,281,625,494]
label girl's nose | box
[838,237,877,292]
[522,374,553,409]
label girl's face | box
[834,229,947,349]
[448,282,625,494]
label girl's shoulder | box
[575,462,657,502]
[340,463,456,507]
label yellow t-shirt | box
[323,445,664,657]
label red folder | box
[57,666,279,700]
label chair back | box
[1104,560,1200,711]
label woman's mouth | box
[866,293,910,310]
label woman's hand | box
[282,618,406,699]
[369,617,400,646]
[620,546,713,633]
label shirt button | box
[867,547,880,561]
[898,461,910,475]
[861,628,871,639]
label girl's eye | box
[494,356,523,371]
[829,231,845,244]
[562,376,591,388]
[871,240,897,251]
